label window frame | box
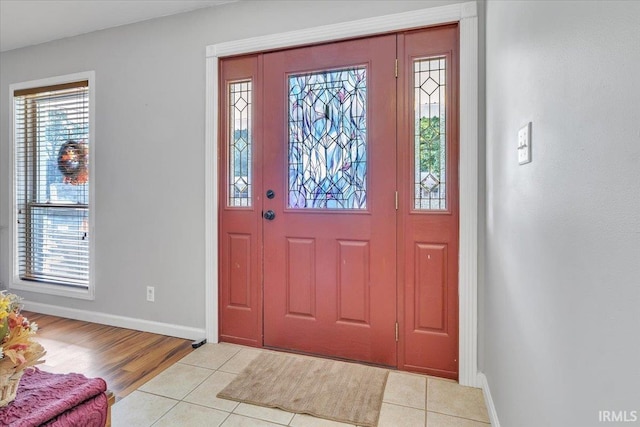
[9,71,96,300]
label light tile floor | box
[112,343,490,427]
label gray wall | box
[0,1,463,330]
[484,1,640,426]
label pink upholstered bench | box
[0,368,111,427]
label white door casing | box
[205,1,479,387]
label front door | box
[218,25,459,377]
[261,35,398,366]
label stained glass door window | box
[228,81,252,207]
[288,67,367,209]
[414,57,447,210]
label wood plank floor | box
[23,312,194,401]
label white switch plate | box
[518,122,532,164]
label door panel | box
[228,233,252,307]
[337,240,370,324]
[262,35,398,366]
[218,55,263,346]
[415,243,447,331]
[397,25,459,379]
[285,237,316,318]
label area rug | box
[217,352,389,427]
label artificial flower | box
[0,291,45,373]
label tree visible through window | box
[419,116,442,176]
[13,79,91,289]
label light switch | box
[518,122,532,165]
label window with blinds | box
[13,79,91,289]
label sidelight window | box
[228,80,252,207]
[414,57,447,210]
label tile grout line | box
[218,410,233,427]
[175,363,217,399]
[139,363,216,401]
[231,401,296,425]
[227,411,291,426]
[134,390,180,401]
[425,377,429,427]
[427,409,492,425]
[381,398,427,411]
[145,392,179,427]
[172,396,236,414]
[178,347,242,370]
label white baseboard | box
[478,372,501,427]
[22,301,206,341]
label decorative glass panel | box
[288,67,367,209]
[228,81,252,207]
[414,57,447,210]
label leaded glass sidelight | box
[228,81,252,207]
[414,57,447,210]
[288,67,367,209]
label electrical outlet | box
[146,286,155,302]
[518,122,532,165]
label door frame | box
[205,1,480,387]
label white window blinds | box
[14,80,90,288]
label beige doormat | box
[217,351,389,427]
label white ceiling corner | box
[0,0,236,52]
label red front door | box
[262,35,398,366]
[218,25,459,377]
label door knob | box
[266,189,275,199]
[263,210,276,220]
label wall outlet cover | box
[146,286,155,302]
[518,122,532,165]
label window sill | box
[10,279,94,301]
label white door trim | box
[205,1,479,387]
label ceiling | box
[0,0,235,52]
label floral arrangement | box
[0,291,46,376]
